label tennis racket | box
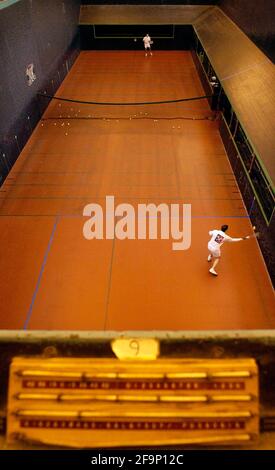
[243,226,260,240]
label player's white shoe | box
[209,268,218,276]
[207,254,212,262]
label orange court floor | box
[0,50,274,331]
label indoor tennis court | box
[1,0,275,452]
[0,50,274,331]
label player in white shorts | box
[143,34,153,56]
[208,224,249,276]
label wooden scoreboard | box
[7,354,259,448]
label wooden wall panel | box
[194,7,275,185]
[79,5,212,25]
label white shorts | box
[208,244,221,258]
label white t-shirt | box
[208,230,242,250]
[143,35,151,48]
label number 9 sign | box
[111,338,159,360]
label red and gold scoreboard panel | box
[7,357,259,448]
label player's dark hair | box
[221,224,229,232]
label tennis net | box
[37,92,215,122]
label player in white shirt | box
[143,34,153,56]
[208,224,249,276]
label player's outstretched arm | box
[225,235,243,243]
